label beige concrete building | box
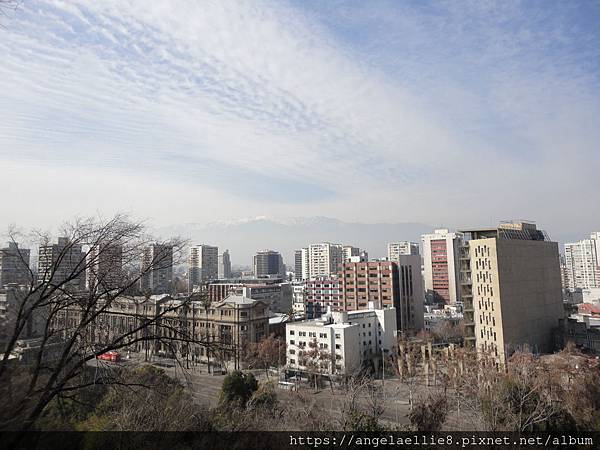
[308,243,344,278]
[460,222,564,364]
[50,293,269,371]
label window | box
[290,340,295,345]
[335,344,341,349]
[289,349,295,355]
[289,330,295,335]
[335,333,341,339]
[290,359,295,364]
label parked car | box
[97,351,121,362]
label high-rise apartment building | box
[459,222,563,364]
[218,250,232,279]
[564,234,599,289]
[140,244,173,295]
[189,244,219,290]
[38,237,85,290]
[339,260,424,333]
[388,241,419,261]
[342,246,360,262]
[301,248,310,280]
[0,242,31,288]
[304,276,341,319]
[87,243,123,292]
[253,250,285,278]
[308,243,344,278]
[422,229,463,304]
[294,250,303,280]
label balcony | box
[459,246,470,260]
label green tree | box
[219,371,258,406]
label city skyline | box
[2,1,600,438]
[1,1,599,239]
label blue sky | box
[0,0,599,239]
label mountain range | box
[153,216,433,267]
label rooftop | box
[218,294,263,307]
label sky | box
[1,0,599,242]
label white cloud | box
[0,0,598,239]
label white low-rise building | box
[424,306,463,332]
[285,305,396,376]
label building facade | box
[301,248,310,279]
[342,246,360,262]
[253,250,285,278]
[294,250,303,280]
[339,260,423,333]
[218,250,232,279]
[207,277,292,313]
[50,293,269,370]
[459,222,564,364]
[422,229,463,304]
[304,276,341,319]
[38,237,86,290]
[285,307,397,376]
[189,245,219,290]
[0,242,31,288]
[308,243,344,279]
[140,244,173,295]
[388,241,419,260]
[86,243,123,292]
[564,234,599,290]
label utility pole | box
[382,349,385,390]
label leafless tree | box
[299,338,331,390]
[431,319,464,344]
[0,214,217,435]
[244,333,286,378]
[339,373,385,431]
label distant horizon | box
[3,214,596,267]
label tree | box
[431,319,464,343]
[299,338,331,390]
[0,215,214,436]
[219,370,258,406]
[244,334,286,377]
[77,365,212,431]
[409,392,448,431]
[340,374,386,431]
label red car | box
[97,351,121,362]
